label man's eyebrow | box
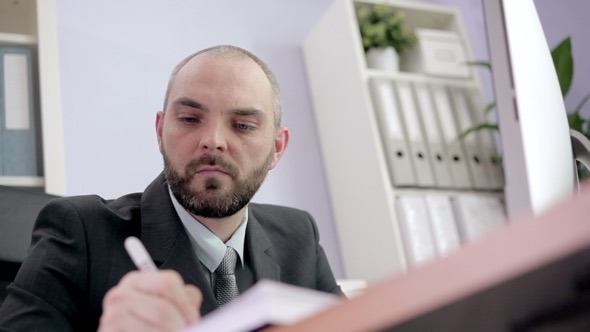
[232,108,267,119]
[171,97,208,111]
[170,98,267,119]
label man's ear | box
[269,127,290,170]
[156,111,165,153]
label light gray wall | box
[53,0,589,280]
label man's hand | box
[99,270,201,331]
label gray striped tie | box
[215,246,240,306]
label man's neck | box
[192,207,247,243]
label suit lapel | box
[139,173,218,315]
[247,209,281,281]
[157,228,219,315]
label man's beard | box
[163,150,274,218]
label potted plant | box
[357,3,417,71]
[459,36,590,179]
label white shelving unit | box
[0,0,65,194]
[0,31,44,187]
[302,0,504,282]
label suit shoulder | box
[42,192,143,223]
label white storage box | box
[402,28,472,78]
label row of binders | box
[396,193,506,268]
[369,77,504,190]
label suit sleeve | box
[0,199,89,331]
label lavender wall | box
[428,0,590,116]
[535,0,590,117]
[55,0,343,276]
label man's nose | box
[199,121,228,152]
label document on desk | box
[183,279,341,332]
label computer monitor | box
[482,0,575,218]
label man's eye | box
[235,123,254,131]
[181,117,198,124]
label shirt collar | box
[168,188,248,272]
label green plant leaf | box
[568,112,586,132]
[464,60,491,70]
[490,155,503,165]
[551,36,573,97]
[484,102,496,115]
[573,92,590,114]
[457,123,498,141]
[357,4,417,54]
[576,161,590,180]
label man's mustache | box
[185,154,239,178]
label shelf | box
[0,32,37,45]
[365,69,480,88]
[0,176,45,187]
[303,0,505,283]
[354,0,464,34]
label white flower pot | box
[366,46,399,72]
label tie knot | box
[217,247,238,275]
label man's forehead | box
[180,52,257,75]
[173,53,272,93]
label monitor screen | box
[482,0,575,218]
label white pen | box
[124,236,158,272]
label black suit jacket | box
[0,174,341,331]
